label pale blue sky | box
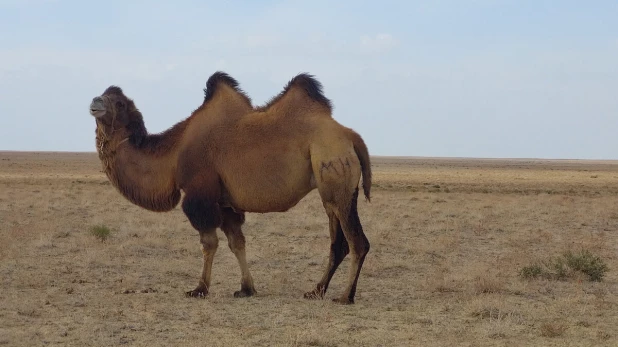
[1,0,617,159]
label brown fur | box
[90,71,372,303]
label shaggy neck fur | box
[95,120,182,212]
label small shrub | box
[520,264,543,279]
[90,225,111,241]
[520,250,608,282]
[545,257,568,280]
[563,250,609,282]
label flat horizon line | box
[1,150,617,163]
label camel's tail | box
[351,131,372,202]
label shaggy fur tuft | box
[203,71,251,105]
[257,73,333,112]
[287,73,332,110]
[103,86,124,96]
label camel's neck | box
[96,124,181,212]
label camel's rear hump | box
[256,73,333,115]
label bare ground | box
[1,152,617,346]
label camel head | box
[90,86,147,145]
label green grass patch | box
[520,249,608,282]
[90,225,111,242]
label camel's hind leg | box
[304,211,349,299]
[221,207,256,298]
[309,148,370,304]
[332,188,370,304]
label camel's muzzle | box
[90,96,106,118]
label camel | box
[88,72,372,304]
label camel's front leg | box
[181,193,222,298]
[186,228,219,297]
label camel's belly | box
[224,178,315,213]
[219,160,315,213]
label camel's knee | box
[357,236,370,258]
[341,223,369,259]
[331,237,350,259]
[221,214,247,253]
[200,232,219,252]
[227,233,246,252]
[182,195,222,231]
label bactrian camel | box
[89,72,372,304]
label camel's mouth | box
[90,97,106,118]
[90,108,106,117]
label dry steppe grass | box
[1,152,617,346]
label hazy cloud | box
[246,35,281,48]
[360,34,398,54]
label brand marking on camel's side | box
[319,160,340,181]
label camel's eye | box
[116,101,125,109]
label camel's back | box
[208,106,357,212]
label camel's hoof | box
[185,288,208,298]
[332,297,354,305]
[303,289,325,300]
[233,288,256,298]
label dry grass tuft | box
[425,270,460,293]
[473,274,504,294]
[34,233,55,249]
[468,298,524,324]
[596,331,612,341]
[540,322,567,338]
[472,307,509,320]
